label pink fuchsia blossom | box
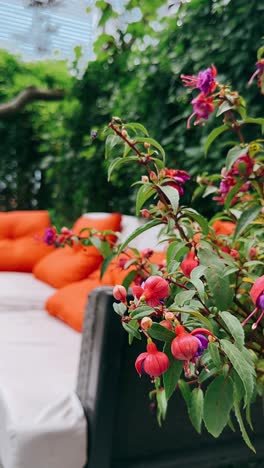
[135,342,169,377]
[113,285,127,303]
[132,275,169,307]
[164,168,190,195]
[248,59,264,93]
[181,65,217,95]
[187,93,215,128]
[242,276,264,329]
[171,325,199,361]
[43,227,57,245]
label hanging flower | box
[132,275,169,307]
[187,93,215,128]
[242,276,264,329]
[135,342,169,377]
[171,325,199,361]
[248,59,264,93]
[181,65,217,95]
[164,168,190,195]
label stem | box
[109,121,143,158]
[226,110,245,145]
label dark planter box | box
[77,287,264,468]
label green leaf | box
[225,145,249,171]
[148,323,175,342]
[178,379,191,408]
[233,205,261,240]
[163,342,183,400]
[216,101,234,117]
[136,184,156,216]
[105,134,121,159]
[156,388,167,426]
[172,289,196,307]
[122,321,141,340]
[166,241,188,265]
[190,388,204,434]
[203,375,234,437]
[100,252,116,279]
[204,124,229,156]
[124,122,149,136]
[135,137,166,162]
[190,265,207,301]
[208,342,222,369]
[158,185,179,214]
[220,339,255,406]
[219,311,245,350]
[118,219,162,253]
[107,156,138,180]
[244,117,264,134]
[205,265,233,310]
[233,400,256,453]
[181,208,209,235]
[122,270,138,289]
[130,305,155,319]
[113,302,127,316]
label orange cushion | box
[33,245,103,289]
[0,237,54,272]
[45,250,166,332]
[212,220,236,236]
[46,276,113,332]
[72,212,122,236]
[0,210,51,239]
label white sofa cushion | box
[0,272,55,312]
[0,274,86,468]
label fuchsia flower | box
[164,168,190,195]
[135,342,169,377]
[132,275,169,307]
[242,276,264,329]
[43,227,57,245]
[187,93,215,128]
[248,59,264,93]
[181,65,217,95]
[171,325,215,362]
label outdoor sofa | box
[0,211,263,468]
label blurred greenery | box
[0,0,263,224]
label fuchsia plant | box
[48,47,264,450]
[103,47,264,451]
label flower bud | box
[113,285,127,303]
[141,248,153,259]
[141,317,153,330]
[141,209,152,219]
[165,312,175,321]
[141,175,149,183]
[180,250,199,278]
[160,319,173,330]
[144,142,151,150]
[171,325,199,361]
[121,129,128,138]
[135,342,169,377]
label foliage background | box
[0,0,263,224]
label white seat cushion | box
[0,275,87,468]
[0,272,55,312]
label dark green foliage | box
[0,0,263,223]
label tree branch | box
[0,86,65,117]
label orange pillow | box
[0,210,51,239]
[72,212,122,237]
[0,237,54,272]
[212,220,236,236]
[46,276,113,332]
[33,245,103,289]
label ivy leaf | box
[203,375,234,437]
[190,387,204,434]
[158,185,179,214]
[163,342,183,400]
[148,323,175,342]
[220,339,255,406]
[118,219,162,252]
[204,124,229,157]
[136,184,156,215]
[219,311,245,350]
[233,205,261,241]
[225,145,249,171]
